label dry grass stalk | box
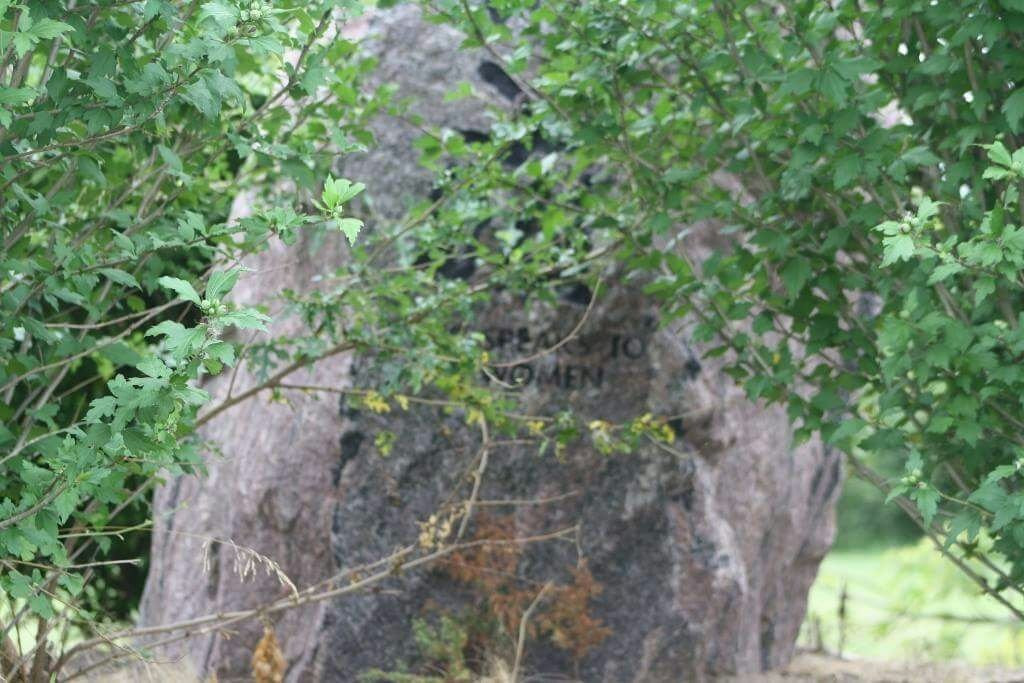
[202,538,299,598]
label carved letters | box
[481,322,652,391]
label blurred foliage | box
[835,455,921,551]
[804,542,1024,666]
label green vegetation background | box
[803,456,1024,666]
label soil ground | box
[90,650,1024,682]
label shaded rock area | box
[138,4,841,682]
[319,279,841,681]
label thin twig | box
[60,527,577,678]
[512,582,553,682]
[491,279,603,368]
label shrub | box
[0,0,372,674]
[428,0,1024,614]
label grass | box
[800,540,1024,667]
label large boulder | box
[139,5,840,681]
[317,282,840,681]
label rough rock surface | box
[317,284,841,682]
[138,5,841,681]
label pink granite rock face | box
[139,6,839,681]
[312,281,840,682]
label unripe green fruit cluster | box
[240,0,273,23]
[900,468,924,488]
[201,298,229,316]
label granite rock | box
[139,6,840,681]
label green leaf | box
[826,418,866,445]
[880,234,916,266]
[123,428,161,455]
[832,56,884,79]
[987,465,1019,483]
[157,276,201,305]
[29,18,73,40]
[973,277,996,306]
[21,461,54,488]
[177,211,205,241]
[900,146,941,167]
[248,35,284,55]
[916,196,940,222]
[199,1,238,29]
[111,231,137,257]
[885,484,909,504]
[85,76,119,101]
[926,262,964,284]
[85,396,117,424]
[752,311,774,334]
[993,499,1019,530]
[984,141,1013,168]
[779,69,815,96]
[832,156,860,189]
[0,86,34,106]
[28,594,54,619]
[780,257,811,298]
[913,486,940,525]
[1004,90,1024,133]
[445,81,475,101]
[146,320,186,340]
[816,68,847,105]
[12,32,34,58]
[220,308,270,331]
[182,80,217,118]
[146,321,207,359]
[52,490,78,523]
[144,0,164,21]
[99,268,140,289]
[906,451,924,472]
[58,571,85,597]
[337,217,364,245]
[205,70,243,107]
[157,145,183,173]
[136,357,171,379]
[322,176,365,210]
[206,341,236,367]
[206,268,240,301]
[944,510,982,549]
[6,571,33,600]
[983,165,1012,180]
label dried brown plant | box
[251,625,286,683]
